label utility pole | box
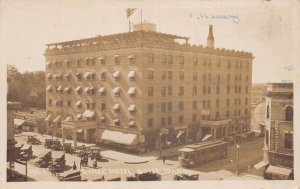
[236,143,240,176]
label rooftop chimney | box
[207,25,214,48]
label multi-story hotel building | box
[262,83,293,180]
[44,22,253,152]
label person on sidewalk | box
[162,155,166,164]
[93,159,97,168]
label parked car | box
[173,173,199,180]
[34,150,52,168]
[19,145,33,161]
[49,152,66,174]
[52,140,63,151]
[58,170,81,181]
[63,143,74,154]
[90,147,101,161]
[27,135,41,145]
[44,139,53,149]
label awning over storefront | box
[83,110,95,118]
[45,114,52,121]
[254,161,269,170]
[101,130,138,145]
[179,147,194,152]
[128,87,136,95]
[265,165,292,176]
[176,130,185,138]
[53,115,61,123]
[14,118,25,126]
[202,134,212,142]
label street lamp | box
[159,133,162,159]
[236,143,240,176]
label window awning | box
[76,72,81,76]
[100,116,105,120]
[76,114,82,119]
[64,116,71,122]
[75,86,82,92]
[101,130,138,145]
[64,72,71,77]
[176,130,185,138]
[45,114,52,121]
[254,161,269,170]
[99,56,105,60]
[84,87,90,92]
[128,87,136,95]
[83,110,95,118]
[46,73,52,78]
[202,134,212,142]
[128,120,136,126]
[98,87,106,93]
[127,70,136,78]
[77,129,83,133]
[112,87,120,94]
[113,71,120,78]
[128,54,135,59]
[75,101,82,106]
[56,73,62,78]
[53,115,61,123]
[46,85,52,91]
[64,86,71,92]
[14,118,25,126]
[265,165,292,176]
[128,104,136,112]
[56,85,63,91]
[113,118,120,123]
[84,72,91,79]
[64,59,69,62]
[114,55,120,58]
[113,103,120,110]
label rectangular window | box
[148,103,154,113]
[148,118,153,128]
[203,73,207,81]
[202,100,206,108]
[148,71,154,80]
[161,86,166,96]
[101,103,106,111]
[208,73,211,80]
[193,72,198,80]
[179,71,184,80]
[216,112,219,119]
[161,102,166,112]
[226,111,230,117]
[244,109,248,115]
[168,86,172,96]
[161,54,166,63]
[179,101,184,111]
[245,86,248,93]
[238,98,241,105]
[67,100,71,107]
[238,109,241,116]
[179,86,184,96]
[216,86,220,95]
[162,71,166,80]
[216,99,220,107]
[168,117,172,125]
[168,71,172,80]
[192,114,197,122]
[245,98,248,105]
[168,102,172,112]
[203,86,206,94]
[167,55,173,64]
[226,99,230,106]
[193,86,197,96]
[115,55,120,64]
[48,99,52,106]
[234,98,237,106]
[207,87,211,94]
[207,100,211,108]
[227,86,230,94]
[284,133,293,149]
[178,115,184,123]
[193,101,197,109]
[161,118,166,126]
[100,72,106,80]
[148,86,154,96]
[227,73,230,81]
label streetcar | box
[179,140,228,167]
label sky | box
[0,0,299,83]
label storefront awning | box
[14,118,25,126]
[83,110,95,118]
[179,147,194,152]
[128,87,136,95]
[254,161,269,170]
[176,130,185,138]
[53,115,61,123]
[202,134,212,142]
[45,114,52,121]
[101,130,138,145]
[265,165,292,176]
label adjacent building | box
[44,22,253,152]
[262,83,293,179]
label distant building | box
[44,22,253,152]
[14,110,47,133]
[262,83,293,180]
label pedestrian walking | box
[73,161,77,170]
[162,155,166,164]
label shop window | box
[285,106,293,121]
[284,133,293,149]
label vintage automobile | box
[63,143,74,154]
[173,173,199,180]
[52,140,63,151]
[74,145,89,157]
[44,139,53,149]
[58,170,81,181]
[19,145,33,161]
[27,135,41,145]
[134,172,161,181]
[34,150,52,167]
[90,147,101,161]
[49,152,66,174]
[80,155,89,167]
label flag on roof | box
[126,8,137,18]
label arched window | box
[286,106,293,121]
[266,105,270,119]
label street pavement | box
[10,132,264,181]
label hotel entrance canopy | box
[101,130,138,145]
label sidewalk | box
[101,150,157,163]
